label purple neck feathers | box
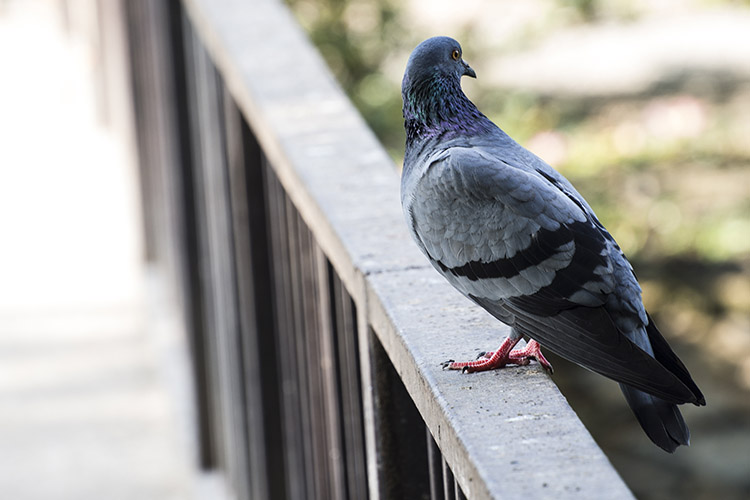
[402,75,493,149]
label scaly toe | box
[508,341,554,374]
[441,359,456,370]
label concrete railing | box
[119,0,636,498]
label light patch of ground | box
[0,2,199,499]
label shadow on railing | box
[114,0,636,499]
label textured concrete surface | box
[0,2,200,499]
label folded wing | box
[405,146,702,405]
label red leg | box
[442,336,522,373]
[509,340,553,374]
[444,338,553,373]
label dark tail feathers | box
[644,314,705,406]
[620,383,690,453]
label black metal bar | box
[330,269,369,500]
[223,85,271,500]
[181,17,227,472]
[315,248,347,500]
[296,211,322,498]
[371,329,431,500]
[456,482,467,500]
[442,457,456,500]
[289,196,317,500]
[427,429,445,500]
[226,93,288,499]
[265,167,308,500]
[182,18,254,500]
[165,0,214,470]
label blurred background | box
[1,0,748,499]
[0,1,203,498]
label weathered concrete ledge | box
[181,0,635,497]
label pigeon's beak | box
[462,61,476,78]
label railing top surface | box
[181,0,636,498]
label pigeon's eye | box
[451,49,460,61]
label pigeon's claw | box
[450,353,508,372]
[445,336,517,373]
[508,340,554,374]
[445,339,553,374]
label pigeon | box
[400,36,705,453]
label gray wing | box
[403,146,701,404]
[404,145,614,307]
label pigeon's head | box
[402,37,490,146]
[402,36,476,91]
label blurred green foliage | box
[286,0,409,154]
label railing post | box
[369,332,433,499]
[182,14,252,500]
[357,305,383,500]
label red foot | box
[511,340,553,373]
[443,339,553,374]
